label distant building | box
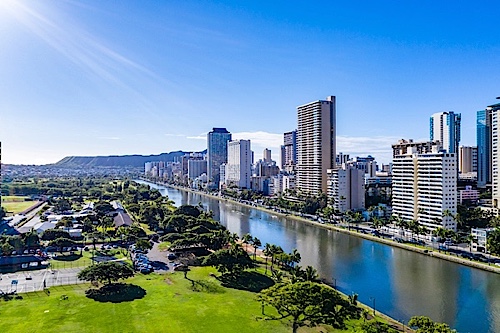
[459,186,479,204]
[188,159,208,180]
[263,148,272,163]
[327,166,365,213]
[281,130,297,171]
[225,140,251,189]
[430,111,461,154]
[207,128,232,188]
[471,228,494,252]
[297,96,336,194]
[459,146,478,174]
[345,156,377,177]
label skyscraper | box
[281,130,297,169]
[488,102,500,207]
[297,96,336,194]
[207,128,231,188]
[263,148,272,163]
[477,108,493,188]
[430,111,461,154]
[225,139,251,189]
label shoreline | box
[156,181,500,276]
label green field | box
[1,196,30,202]
[1,201,37,214]
[48,249,128,270]
[0,267,378,333]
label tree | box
[252,237,262,261]
[259,281,359,333]
[202,244,253,277]
[48,237,77,253]
[487,227,500,255]
[408,316,456,333]
[135,239,153,253]
[361,321,399,333]
[78,261,134,286]
[242,233,253,252]
[41,229,71,241]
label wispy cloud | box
[187,135,206,140]
[164,133,185,137]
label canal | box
[139,181,500,333]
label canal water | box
[139,181,500,333]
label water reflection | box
[140,181,500,333]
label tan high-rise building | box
[458,146,477,174]
[297,96,336,194]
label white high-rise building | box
[491,106,500,208]
[430,111,461,154]
[225,140,251,189]
[327,166,365,213]
[392,140,457,231]
[297,96,336,194]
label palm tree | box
[271,270,283,283]
[251,237,261,262]
[263,243,272,275]
[303,265,318,282]
[242,233,252,252]
[289,248,301,267]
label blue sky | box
[0,0,499,164]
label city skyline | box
[1,0,500,164]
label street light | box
[369,297,376,317]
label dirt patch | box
[164,278,173,285]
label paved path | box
[146,242,175,273]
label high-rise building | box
[430,111,461,154]
[297,96,336,194]
[263,148,272,163]
[188,159,207,180]
[225,139,251,189]
[477,108,493,188]
[207,128,232,188]
[489,103,500,208]
[458,146,478,174]
[281,130,297,169]
[392,140,457,231]
[327,166,365,213]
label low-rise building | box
[471,228,494,252]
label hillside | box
[54,150,204,167]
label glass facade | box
[477,109,490,187]
[207,128,231,187]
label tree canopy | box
[408,316,456,333]
[203,244,253,277]
[78,261,134,285]
[259,281,359,333]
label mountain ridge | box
[54,150,206,167]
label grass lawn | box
[49,249,129,270]
[0,267,381,333]
[2,201,38,214]
[1,195,30,202]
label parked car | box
[167,253,177,260]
